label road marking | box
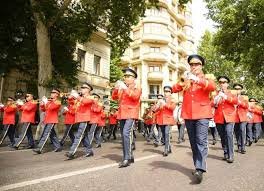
[0,154,158,191]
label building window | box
[150,47,160,53]
[93,55,101,75]
[149,85,160,95]
[143,23,167,34]
[171,51,175,57]
[133,30,140,40]
[77,49,86,71]
[169,70,173,81]
[149,66,160,72]
[132,47,140,59]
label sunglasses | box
[234,88,242,90]
[189,62,202,66]
[164,90,171,93]
[81,86,90,89]
[51,91,59,94]
[219,81,228,84]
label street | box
[0,134,264,191]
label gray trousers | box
[120,119,135,160]
[216,122,235,159]
[234,122,247,151]
[86,123,97,153]
[37,124,60,151]
[253,123,262,140]
[160,125,171,152]
[14,122,34,147]
[69,122,88,155]
[185,119,209,172]
[246,123,253,143]
[95,126,103,145]
[60,124,75,146]
[0,124,15,145]
[178,123,185,141]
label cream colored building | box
[75,29,111,100]
[120,0,195,113]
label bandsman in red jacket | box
[95,107,107,148]
[233,84,248,154]
[60,95,76,147]
[214,76,238,163]
[13,93,37,149]
[107,108,118,140]
[153,86,176,156]
[248,98,263,143]
[172,55,216,183]
[65,83,94,159]
[33,89,62,154]
[112,68,141,168]
[0,97,17,146]
[246,98,256,146]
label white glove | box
[0,103,4,108]
[70,90,79,99]
[16,99,24,106]
[183,71,191,79]
[158,99,166,106]
[41,96,48,104]
[187,73,199,82]
[115,80,127,90]
[213,95,221,105]
[247,112,253,119]
[218,92,227,100]
[63,106,69,111]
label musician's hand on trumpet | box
[70,90,79,99]
[218,91,227,100]
[16,99,24,106]
[41,96,48,105]
[115,80,127,90]
[63,106,69,112]
[0,103,4,108]
[184,71,200,83]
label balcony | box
[142,16,169,25]
[142,52,168,62]
[177,30,187,41]
[176,13,186,25]
[147,71,164,81]
[142,33,170,44]
[177,44,188,56]
[148,94,159,99]
[177,62,189,71]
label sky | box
[191,0,215,50]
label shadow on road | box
[101,154,122,162]
[174,144,190,149]
[209,146,223,151]
[149,160,197,184]
[143,148,163,155]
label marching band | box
[0,54,263,183]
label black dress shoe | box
[193,170,203,184]
[54,147,62,152]
[33,149,41,154]
[163,151,168,157]
[26,145,35,149]
[222,154,228,161]
[168,149,172,153]
[241,150,246,154]
[132,146,136,151]
[249,141,253,146]
[212,140,217,145]
[95,144,101,148]
[153,142,159,147]
[227,158,234,163]
[118,160,130,168]
[85,152,94,157]
[254,139,258,143]
[65,152,75,160]
[129,157,134,163]
[12,146,19,150]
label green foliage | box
[198,30,263,101]
[204,0,264,87]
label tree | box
[198,30,263,101]
[204,0,264,87]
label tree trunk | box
[31,0,53,98]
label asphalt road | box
[0,133,264,191]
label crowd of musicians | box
[0,54,263,184]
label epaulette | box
[55,100,61,105]
[32,100,38,104]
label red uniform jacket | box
[109,112,118,125]
[143,109,154,125]
[154,97,176,126]
[63,98,76,125]
[247,106,255,123]
[40,100,61,124]
[1,104,17,125]
[90,102,103,124]
[214,90,238,124]
[18,101,37,123]
[252,106,263,123]
[112,86,141,120]
[172,74,216,120]
[75,96,93,123]
[235,96,249,123]
[98,111,106,127]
